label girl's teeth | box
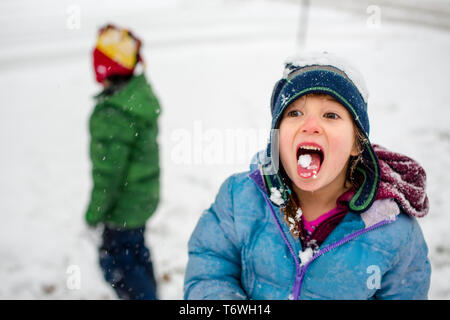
[300,145,321,151]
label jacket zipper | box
[261,191,395,300]
[293,219,393,299]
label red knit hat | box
[93,24,142,83]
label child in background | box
[184,52,431,300]
[86,24,161,300]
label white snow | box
[361,199,400,228]
[1,0,449,300]
[299,247,315,266]
[298,154,312,168]
[295,208,303,221]
[284,51,370,103]
[269,187,285,206]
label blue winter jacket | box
[184,155,431,300]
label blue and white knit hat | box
[261,51,380,214]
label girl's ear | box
[351,124,365,157]
[350,142,360,157]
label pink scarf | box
[298,144,429,249]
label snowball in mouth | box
[298,154,312,168]
[297,150,321,179]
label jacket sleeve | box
[85,106,135,226]
[184,175,247,300]
[375,217,431,300]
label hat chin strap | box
[348,145,380,213]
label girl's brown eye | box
[324,112,340,119]
[287,110,303,117]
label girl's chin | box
[291,177,322,192]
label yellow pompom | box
[96,27,138,69]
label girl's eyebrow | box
[286,104,296,110]
[285,103,303,114]
[283,104,294,112]
[322,98,344,107]
[289,98,306,109]
[322,96,338,102]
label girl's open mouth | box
[296,143,324,179]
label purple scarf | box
[373,144,429,218]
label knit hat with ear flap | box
[261,51,380,214]
[93,24,143,83]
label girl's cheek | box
[279,141,290,166]
[278,127,289,150]
[279,131,295,158]
[279,122,296,141]
[278,132,293,168]
[329,135,353,167]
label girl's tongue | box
[297,153,321,179]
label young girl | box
[184,52,431,300]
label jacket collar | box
[248,164,400,251]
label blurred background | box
[0,0,449,299]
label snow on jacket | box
[85,74,161,229]
[184,147,431,300]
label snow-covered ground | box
[0,0,449,299]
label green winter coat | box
[85,74,160,229]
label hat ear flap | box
[348,143,380,213]
[270,79,286,115]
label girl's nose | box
[301,116,322,135]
